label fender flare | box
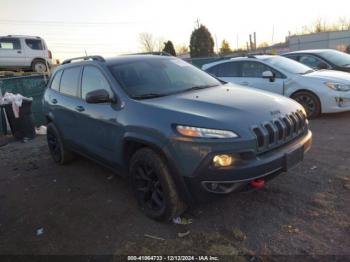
[122,133,195,205]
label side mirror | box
[262,70,275,82]
[318,62,328,70]
[86,89,112,104]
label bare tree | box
[139,33,165,52]
[139,32,156,52]
[176,44,189,55]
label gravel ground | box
[0,112,349,261]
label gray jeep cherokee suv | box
[43,55,312,221]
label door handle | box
[240,81,249,86]
[75,105,85,112]
[51,98,57,104]
[17,50,21,54]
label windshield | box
[108,57,221,98]
[318,50,350,67]
[264,56,313,74]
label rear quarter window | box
[208,62,240,77]
[25,39,44,50]
[50,70,63,91]
[59,67,81,97]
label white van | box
[0,35,52,73]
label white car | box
[0,35,52,73]
[202,55,350,117]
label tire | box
[31,59,47,73]
[129,148,186,221]
[291,91,321,118]
[46,123,74,165]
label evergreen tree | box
[162,41,176,56]
[189,24,215,58]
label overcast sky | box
[1,0,349,60]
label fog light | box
[213,154,234,167]
[211,183,219,190]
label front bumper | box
[183,130,312,199]
[322,92,350,113]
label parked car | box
[0,35,52,73]
[282,49,350,73]
[43,55,312,221]
[202,55,350,118]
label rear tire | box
[31,59,47,73]
[46,123,74,165]
[129,148,186,221]
[291,91,321,118]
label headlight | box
[325,82,350,91]
[176,125,238,138]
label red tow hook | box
[251,179,265,188]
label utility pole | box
[271,26,275,45]
[253,32,257,50]
[214,34,219,55]
[236,33,239,50]
[249,34,253,50]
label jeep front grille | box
[252,110,307,151]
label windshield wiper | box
[131,93,166,100]
[301,69,314,75]
[185,84,219,92]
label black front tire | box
[129,148,186,221]
[46,123,74,165]
[292,91,321,118]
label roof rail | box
[127,51,172,56]
[6,35,41,39]
[246,54,257,58]
[62,55,105,65]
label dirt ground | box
[0,112,349,261]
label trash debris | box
[232,228,246,241]
[283,225,299,233]
[144,234,165,241]
[344,183,350,190]
[22,137,32,143]
[172,216,193,225]
[310,166,317,170]
[36,228,44,236]
[35,126,47,135]
[53,179,57,183]
[107,175,114,180]
[0,92,32,118]
[177,231,190,238]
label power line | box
[0,19,150,26]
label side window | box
[25,39,44,50]
[60,67,81,97]
[242,61,284,78]
[81,66,112,100]
[209,62,240,77]
[0,38,21,50]
[285,55,299,62]
[217,62,240,77]
[205,65,219,76]
[299,55,324,69]
[241,61,271,77]
[50,70,63,91]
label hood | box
[303,70,350,84]
[140,84,302,133]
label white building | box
[287,30,350,52]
